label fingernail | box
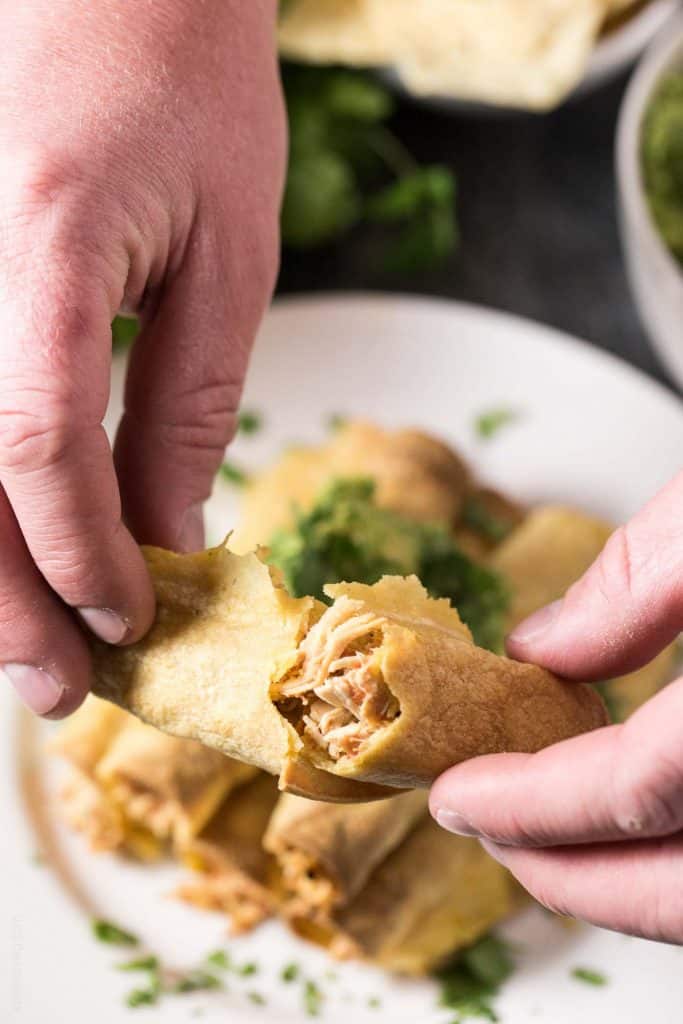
[78,607,129,645]
[2,663,64,715]
[177,503,205,553]
[434,808,481,838]
[480,838,509,866]
[508,599,563,647]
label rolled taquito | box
[95,721,257,851]
[91,544,607,798]
[288,816,517,975]
[490,505,613,629]
[264,790,427,919]
[231,421,470,552]
[50,696,129,853]
[177,774,279,934]
[491,505,677,719]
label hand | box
[0,0,284,718]
[430,472,683,942]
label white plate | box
[3,294,683,1024]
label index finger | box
[0,188,154,651]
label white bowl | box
[616,14,683,389]
[381,0,681,114]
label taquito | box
[177,774,279,933]
[231,421,470,552]
[264,790,427,919]
[490,505,613,629]
[91,545,607,798]
[50,696,129,853]
[491,505,677,718]
[288,816,517,975]
[95,722,256,851]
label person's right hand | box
[0,0,285,718]
[430,471,683,942]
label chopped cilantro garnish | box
[238,410,262,436]
[172,970,222,994]
[205,950,231,970]
[92,919,139,947]
[327,413,348,433]
[303,979,324,1017]
[461,934,515,989]
[125,986,159,1009]
[474,407,519,441]
[368,995,382,1009]
[461,496,513,544]
[112,316,140,352]
[436,934,515,1022]
[118,956,159,973]
[237,962,258,977]
[268,478,508,652]
[219,461,249,486]
[248,992,266,1005]
[281,963,300,983]
[571,967,608,987]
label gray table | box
[277,72,674,391]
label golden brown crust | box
[490,505,613,629]
[95,722,257,849]
[264,790,427,915]
[287,816,517,975]
[92,551,606,799]
[295,576,608,789]
[177,774,280,934]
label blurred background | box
[279,75,660,379]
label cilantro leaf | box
[571,966,608,986]
[281,150,361,248]
[172,970,222,994]
[92,919,139,947]
[475,407,519,441]
[436,934,515,1022]
[238,410,263,436]
[117,956,159,973]
[112,316,140,352]
[461,496,514,544]
[220,461,249,486]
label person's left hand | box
[430,473,683,942]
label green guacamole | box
[267,478,509,653]
[641,71,683,266]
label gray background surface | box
[278,72,677,392]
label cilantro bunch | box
[281,64,457,270]
[268,478,508,652]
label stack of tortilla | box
[278,0,645,111]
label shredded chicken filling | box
[276,598,400,760]
[108,782,180,839]
[279,849,337,914]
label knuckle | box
[0,393,79,474]
[124,376,236,463]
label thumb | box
[506,472,683,680]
